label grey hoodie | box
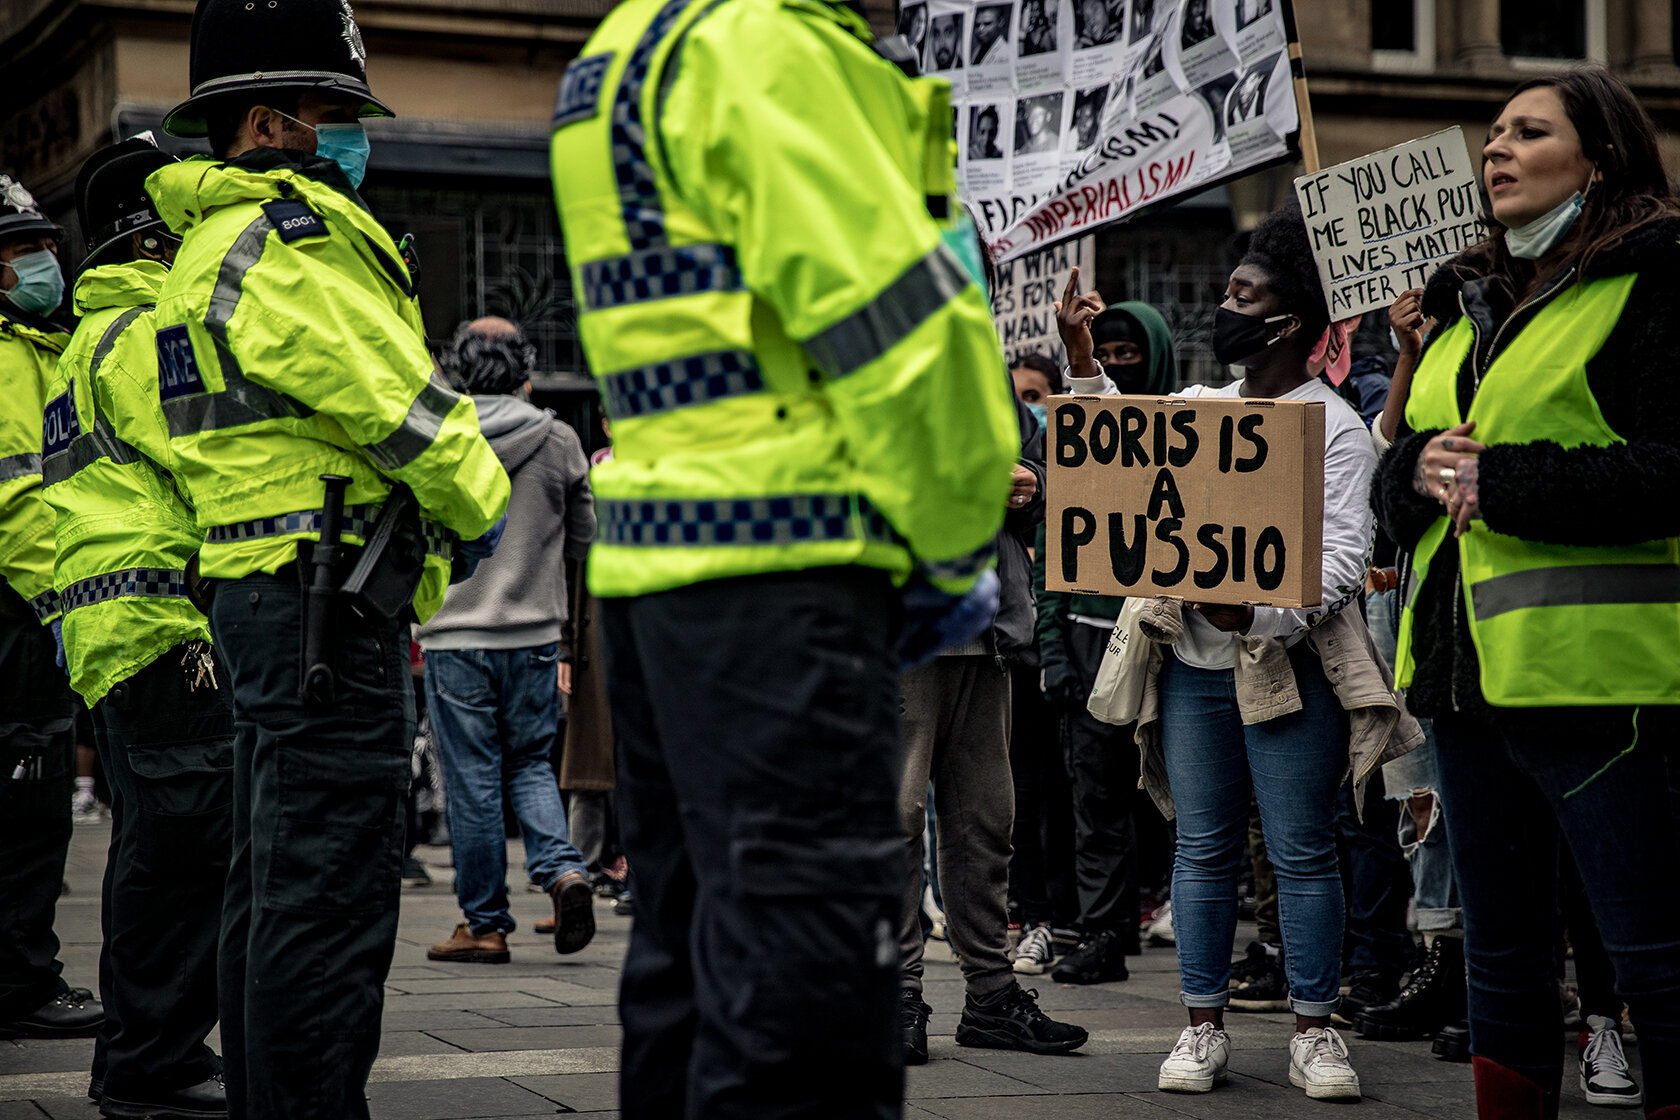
[416,396,595,651]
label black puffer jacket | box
[1372,217,1680,718]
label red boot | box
[1471,1057,1559,1120]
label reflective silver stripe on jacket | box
[1470,563,1680,621]
[43,308,146,487]
[163,213,314,439]
[0,452,41,483]
[205,503,455,560]
[802,244,971,378]
[363,374,463,472]
[61,567,190,613]
[599,493,904,549]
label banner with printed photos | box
[911,0,1302,263]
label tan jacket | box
[1131,601,1424,822]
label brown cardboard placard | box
[1044,394,1325,608]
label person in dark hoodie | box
[420,317,598,965]
[1025,282,1179,984]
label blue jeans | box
[1368,588,1459,930]
[424,644,586,935]
[1160,644,1347,1016]
[1434,705,1680,1108]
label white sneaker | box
[70,789,102,826]
[1579,1014,1641,1108]
[1289,1026,1361,1100]
[1012,924,1054,975]
[1157,1023,1230,1092]
[1145,900,1175,946]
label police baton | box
[302,473,350,707]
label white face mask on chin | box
[1504,190,1586,260]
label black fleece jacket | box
[1372,217,1680,718]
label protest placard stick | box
[1280,0,1321,173]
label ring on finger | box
[1439,467,1456,485]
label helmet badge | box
[339,0,367,69]
[1,175,40,214]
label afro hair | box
[1239,200,1331,346]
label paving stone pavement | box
[0,822,1638,1118]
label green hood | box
[1092,300,1177,394]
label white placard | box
[958,0,1301,264]
[1294,127,1484,319]
[991,235,1097,367]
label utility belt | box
[207,478,449,707]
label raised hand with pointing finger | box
[1055,266,1107,382]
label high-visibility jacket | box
[549,0,1017,599]
[0,303,69,623]
[42,261,210,704]
[1397,271,1680,706]
[148,153,509,621]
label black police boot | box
[955,981,1088,1055]
[99,1073,227,1119]
[1357,936,1466,1041]
[1049,928,1129,984]
[901,989,931,1066]
[0,988,103,1039]
[1432,1018,1471,1062]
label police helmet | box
[162,0,393,138]
[76,135,180,272]
[0,173,64,246]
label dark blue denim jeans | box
[1433,705,1680,1108]
[423,644,586,935]
[1159,644,1348,1015]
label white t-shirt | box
[1171,377,1376,669]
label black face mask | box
[1105,360,1150,395]
[1211,307,1294,366]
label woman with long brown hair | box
[1373,69,1680,1119]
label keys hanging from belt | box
[182,640,218,692]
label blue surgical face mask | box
[313,122,371,188]
[278,111,371,188]
[3,249,63,315]
[1505,191,1584,260]
[1026,402,1048,428]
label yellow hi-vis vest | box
[1396,271,1680,706]
[148,156,509,621]
[43,261,210,705]
[0,305,68,622]
[549,0,1018,599]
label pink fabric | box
[1311,316,1359,386]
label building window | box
[360,184,583,376]
[1371,0,1434,71]
[1501,0,1586,59]
[1372,0,1415,51]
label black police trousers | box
[89,642,233,1098]
[209,572,412,1120]
[0,602,79,1026]
[599,568,905,1120]
[1063,622,1140,943]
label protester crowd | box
[1,0,1676,1116]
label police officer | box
[0,173,105,1043]
[42,136,232,1119]
[150,2,510,1116]
[550,4,1019,1114]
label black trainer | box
[1357,936,1466,1041]
[0,987,103,1039]
[1230,940,1281,984]
[1049,928,1129,984]
[955,981,1088,1055]
[1334,972,1400,1027]
[901,989,932,1065]
[1229,953,1290,1012]
[1432,1018,1471,1063]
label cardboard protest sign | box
[1294,127,1483,319]
[991,235,1096,366]
[1045,393,1324,607]
[953,0,1302,264]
